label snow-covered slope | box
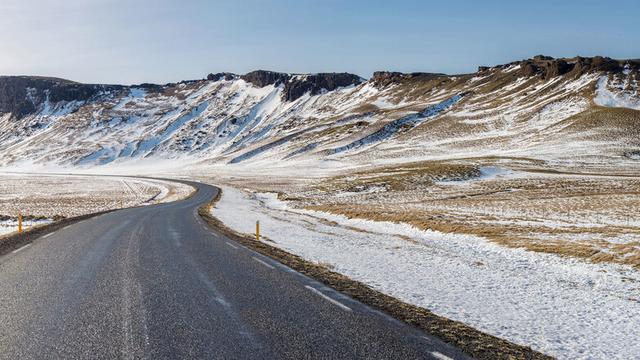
[0,55,638,169]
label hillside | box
[0,55,638,169]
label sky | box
[0,0,638,85]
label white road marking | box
[62,225,71,230]
[305,285,352,312]
[430,351,453,360]
[252,256,275,269]
[42,232,55,239]
[11,244,32,254]
[226,242,238,249]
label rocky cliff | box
[0,76,122,118]
[241,70,363,101]
[480,55,640,80]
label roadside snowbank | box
[0,219,53,236]
[212,185,640,360]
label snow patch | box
[328,94,463,154]
[0,218,53,235]
[594,76,640,110]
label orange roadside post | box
[18,212,23,234]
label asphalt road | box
[0,181,469,359]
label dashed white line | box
[11,244,32,254]
[304,285,352,312]
[62,225,71,230]
[430,351,453,360]
[225,242,238,249]
[251,256,275,269]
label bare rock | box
[283,73,362,101]
[371,71,447,87]
[241,70,290,88]
[0,76,122,119]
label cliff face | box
[479,55,640,80]
[207,72,237,82]
[240,70,289,88]
[240,70,362,101]
[282,73,363,101]
[371,72,448,87]
[0,76,122,118]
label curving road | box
[0,181,468,359]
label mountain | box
[0,55,638,168]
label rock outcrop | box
[482,55,640,80]
[207,72,237,81]
[0,76,121,118]
[283,73,362,101]
[241,70,290,88]
[241,70,362,101]
[371,72,448,87]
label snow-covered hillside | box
[0,55,638,169]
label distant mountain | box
[0,55,638,168]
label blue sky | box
[1,0,638,84]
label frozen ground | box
[212,185,640,360]
[0,173,193,231]
[199,157,640,268]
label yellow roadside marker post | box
[18,213,23,234]
[256,220,260,241]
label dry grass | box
[211,155,640,269]
[318,160,480,192]
[302,168,640,268]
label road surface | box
[0,180,469,359]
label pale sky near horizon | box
[1,0,638,85]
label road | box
[0,181,469,359]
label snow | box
[113,88,147,110]
[0,173,194,218]
[372,96,407,110]
[328,95,463,155]
[437,166,516,185]
[594,76,640,110]
[529,98,589,130]
[373,96,394,109]
[504,64,521,73]
[0,219,53,236]
[2,65,636,169]
[213,185,640,360]
[133,101,210,157]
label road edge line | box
[252,256,275,269]
[11,243,32,254]
[305,285,352,312]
